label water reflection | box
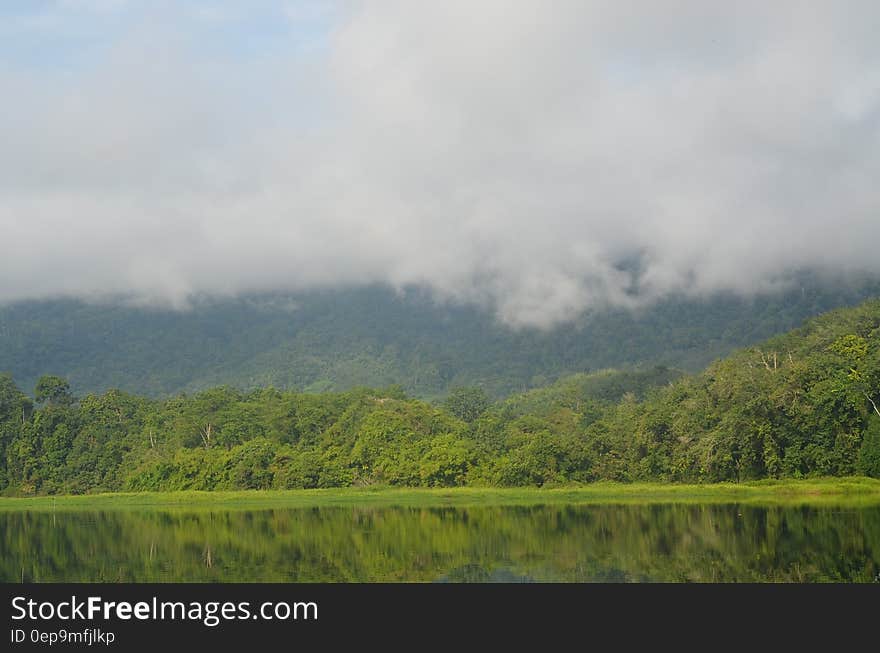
[1,504,878,582]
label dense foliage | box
[1,275,878,399]
[1,299,879,494]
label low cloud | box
[1,1,879,326]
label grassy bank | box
[2,477,880,511]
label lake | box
[2,503,879,582]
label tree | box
[0,374,29,489]
[828,334,880,417]
[858,416,880,478]
[34,375,73,406]
[443,387,490,423]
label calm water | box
[2,504,879,582]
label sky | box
[1,1,879,327]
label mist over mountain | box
[2,3,879,397]
[1,275,878,399]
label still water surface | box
[2,504,878,582]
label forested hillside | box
[1,299,879,495]
[1,275,879,399]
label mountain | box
[2,296,879,495]
[1,275,879,399]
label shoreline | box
[2,477,880,510]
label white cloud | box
[1,1,879,326]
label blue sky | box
[0,1,334,73]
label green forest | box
[2,299,879,495]
[2,274,878,399]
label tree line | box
[1,300,879,495]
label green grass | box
[2,477,880,511]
